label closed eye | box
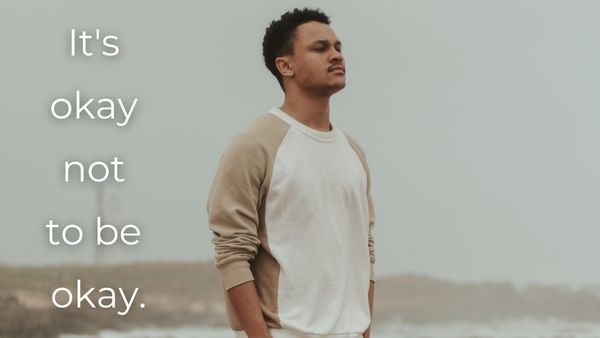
[311,40,343,53]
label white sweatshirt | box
[207,107,376,338]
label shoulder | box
[342,130,368,160]
[240,113,290,145]
[341,130,373,183]
[222,113,290,162]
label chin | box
[308,81,346,96]
[328,81,346,95]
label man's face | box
[285,21,346,95]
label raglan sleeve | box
[365,158,377,283]
[347,134,377,283]
[207,133,265,291]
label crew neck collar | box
[268,107,340,142]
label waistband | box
[234,328,363,338]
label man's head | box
[262,8,345,96]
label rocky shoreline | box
[2,262,600,338]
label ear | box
[275,56,294,78]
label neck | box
[280,90,332,132]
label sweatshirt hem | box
[234,328,363,338]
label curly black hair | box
[262,8,331,91]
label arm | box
[363,183,376,338]
[207,133,269,336]
[228,281,272,338]
[363,281,375,338]
[350,138,376,338]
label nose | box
[330,48,343,63]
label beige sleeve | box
[368,183,376,283]
[207,114,289,291]
[365,159,377,283]
[207,131,266,291]
[346,134,377,283]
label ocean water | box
[60,319,600,338]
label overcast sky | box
[1,0,599,289]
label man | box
[207,8,376,338]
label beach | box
[60,319,600,338]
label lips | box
[329,65,345,74]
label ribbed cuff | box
[370,262,376,283]
[218,260,255,291]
